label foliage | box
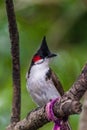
[0,0,87,130]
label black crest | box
[36,36,57,59]
[28,36,57,74]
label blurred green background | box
[0,0,87,130]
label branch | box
[5,0,21,123]
[7,64,87,130]
[65,64,87,100]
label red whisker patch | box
[32,55,41,62]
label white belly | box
[26,63,61,106]
[27,75,60,106]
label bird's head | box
[31,36,57,66]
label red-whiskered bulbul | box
[26,36,71,130]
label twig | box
[7,64,87,130]
[5,0,21,123]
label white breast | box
[26,62,60,106]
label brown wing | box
[51,69,64,96]
[46,68,71,130]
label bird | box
[26,36,71,130]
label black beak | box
[47,53,57,58]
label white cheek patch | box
[35,59,44,65]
